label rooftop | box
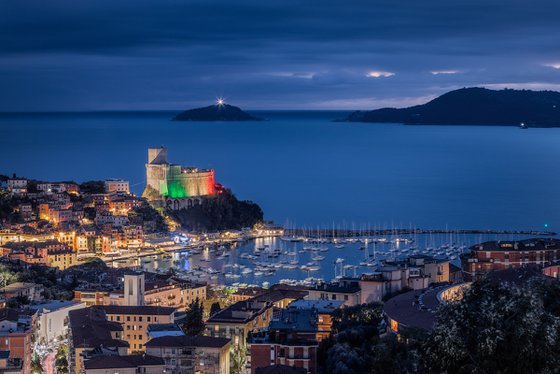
[383,287,445,331]
[145,334,230,349]
[207,299,271,324]
[288,299,343,314]
[256,365,307,374]
[83,354,164,370]
[68,308,128,349]
[0,282,37,293]
[470,238,560,252]
[269,308,318,333]
[95,305,176,316]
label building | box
[461,238,560,281]
[0,350,23,373]
[0,309,32,373]
[68,307,129,374]
[95,305,176,353]
[0,240,76,270]
[287,299,343,342]
[0,283,44,303]
[28,300,86,345]
[7,179,27,194]
[143,147,215,210]
[307,278,361,306]
[124,272,145,306]
[146,335,231,374]
[205,298,274,347]
[105,179,130,194]
[250,308,320,374]
[83,355,165,374]
[0,308,33,374]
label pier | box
[284,228,557,238]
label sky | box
[1,0,560,111]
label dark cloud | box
[1,0,560,110]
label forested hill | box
[341,87,560,127]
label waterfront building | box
[143,147,215,210]
[146,335,231,374]
[461,238,560,281]
[105,179,130,194]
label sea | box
[2,110,559,285]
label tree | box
[55,344,69,374]
[30,353,42,374]
[230,342,247,374]
[423,277,560,374]
[209,302,221,317]
[181,298,205,335]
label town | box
[0,148,559,374]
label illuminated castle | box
[143,147,215,210]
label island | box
[173,101,262,121]
[340,87,560,127]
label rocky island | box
[173,100,262,121]
[340,87,560,127]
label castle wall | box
[145,148,215,200]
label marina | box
[130,230,547,288]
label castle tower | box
[124,272,145,306]
[148,147,168,165]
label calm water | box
[1,110,560,231]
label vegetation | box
[319,303,419,374]
[55,344,69,374]
[181,298,206,335]
[131,201,168,232]
[0,261,74,301]
[170,189,263,231]
[231,343,248,374]
[79,180,105,194]
[423,277,560,374]
[343,87,560,127]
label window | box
[139,316,142,322]
[147,317,151,322]
[127,316,131,322]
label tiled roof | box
[145,335,230,349]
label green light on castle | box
[167,180,190,198]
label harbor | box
[114,228,555,288]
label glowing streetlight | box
[216,97,225,106]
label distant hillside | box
[173,103,261,121]
[341,88,560,127]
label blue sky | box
[1,0,560,110]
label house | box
[146,335,231,374]
[83,354,165,374]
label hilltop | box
[341,87,560,127]
[173,103,262,121]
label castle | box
[143,147,216,210]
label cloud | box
[366,71,396,78]
[1,0,560,110]
[431,70,462,75]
